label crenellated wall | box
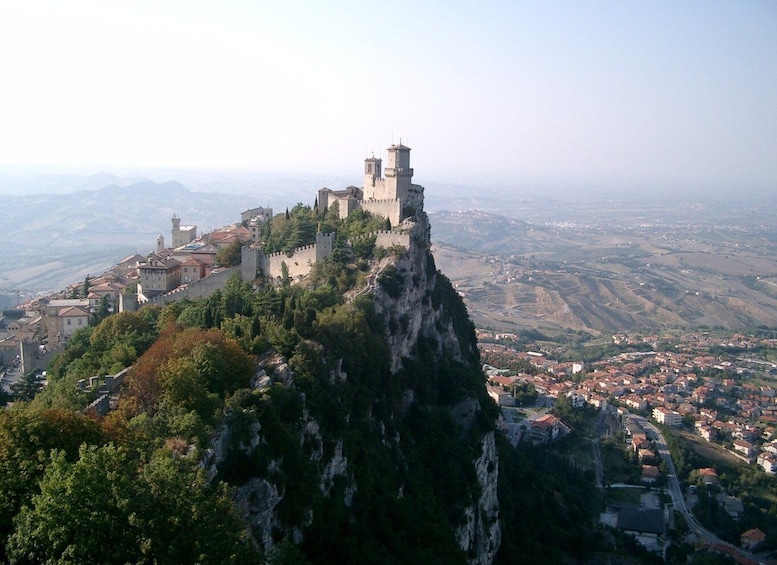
[374,230,411,249]
[242,233,338,281]
[361,199,402,226]
[145,267,238,305]
[265,245,319,280]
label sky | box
[1,0,776,193]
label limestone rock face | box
[207,211,500,563]
[371,214,474,374]
[457,431,501,564]
[370,213,501,564]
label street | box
[631,415,761,563]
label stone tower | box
[384,143,413,201]
[157,234,165,252]
[364,155,382,189]
[171,215,197,249]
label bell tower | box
[364,155,382,188]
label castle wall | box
[364,178,392,201]
[374,230,411,249]
[146,267,238,305]
[265,245,319,280]
[361,199,402,226]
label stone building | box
[171,215,197,249]
[242,207,274,242]
[138,256,182,300]
[44,299,90,344]
[318,143,424,226]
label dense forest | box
[1,206,608,564]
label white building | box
[652,407,682,427]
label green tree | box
[7,444,256,564]
[90,294,112,326]
[82,274,91,298]
[0,408,104,558]
[215,239,244,267]
[9,371,42,402]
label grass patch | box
[673,429,744,470]
[606,486,644,505]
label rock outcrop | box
[205,210,501,563]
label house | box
[241,206,273,225]
[733,439,755,459]
[757,452,777,474]
[740,528,766,551]
[613,504,664,552]
[180,257,207,284]
[696,424,716,442]
[638,449,656,463]
[487,385,515,407]
[566,391,587,408]
[652,407,682,427]
[44,298,90,344]
[716,494,744,521]
[698,468,720,487]
[625,396,647,411]
[526,414,570,444]
[191,244,219,267]
[57,306,90,340]
[631,433,649,452]
[243,207,273,242]
[87,282,124,308]
[641,465,660,484]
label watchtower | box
[384,143,413,201]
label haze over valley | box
[3,171,777,337]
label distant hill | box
[0,180,258,293]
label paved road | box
[1,363,23,394]
[632,415,761,563]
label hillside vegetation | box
[0,206,608,564]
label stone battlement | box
[265,244,317,260]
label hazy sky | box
[1,1,775,192]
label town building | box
[44,299,90,344]
[57,306,90,340]
[171,215,197,248]
[138,256,182,301]
[652,406,682,427]
[740,528,766,551]
[526,413,570,444]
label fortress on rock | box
[317,142,424,227]
[132,142,425,305]
[242,143,423,282]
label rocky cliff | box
[205,211,502,563]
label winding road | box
[631,415,761,564]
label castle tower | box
[171,215,197,248]
[364,156,382,189]
[384,143,413,200]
